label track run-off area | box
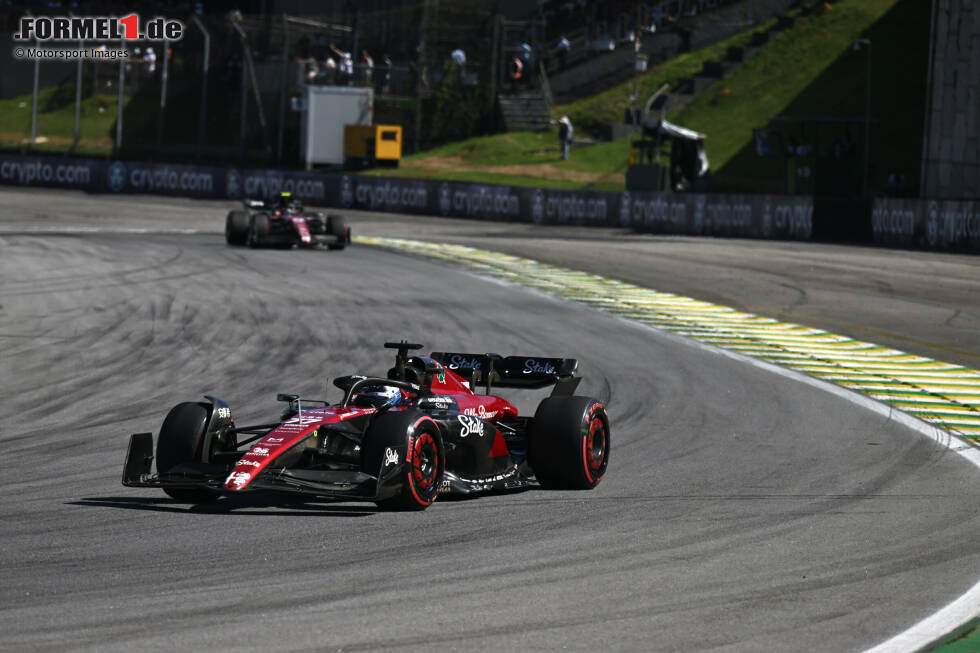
[0,187,978,652]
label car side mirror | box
[419,361,439,395]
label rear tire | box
[529,396,609,490]
[247,213,270,249]
[225,210,249,246]
[156,402,219,503]
[326,214,347,250]
[363,411,444,510]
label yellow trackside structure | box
[344,124,402,168]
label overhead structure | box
[628,119,710,192]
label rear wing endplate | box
[430,352,579,393]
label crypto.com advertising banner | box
[872,197,980,252]
[334,174,814,241]
[0,152,817,243]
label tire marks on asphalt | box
[357,236,980,442]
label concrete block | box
[941,84,956,137]
[939,136,953,163]
[949,165,963,194]
[965,164,979,197]
[932,57,945,100]
[965,137,979,167]
[938,160,952,190]
[951,113,966,162]
[955,61,970,105]
[968,88,978,137]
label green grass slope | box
[673,0,928,193]
[0,85,120,155]
[376,0,925,195]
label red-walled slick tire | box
[529,396,609,490]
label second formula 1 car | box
[225,191,350,250]
[122,342,610,510]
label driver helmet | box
[276,191,294,210]
[352,384,404,409]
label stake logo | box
[14,15,184,42]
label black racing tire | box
[326,214,347,250]
[225,210,249,246]
[529,396,609,490]
[247,213,270,249]
[362,410,444,511]
[156,402,219,503]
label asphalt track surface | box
[0,188,978,652]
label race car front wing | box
[121,432,403,501]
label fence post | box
[157,39,170,150]
[73,31,83,150]
[191,15,211,156]
[277,14,289,163]
[30,45,39,147]
[240,37,248,161]
[115,57,125,152]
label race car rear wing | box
[430,352,580,395]
[243,197,302,211]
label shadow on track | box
[69,494,378,517]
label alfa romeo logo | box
[225,170,241,199]
[439,183,451,216]
[531,189,544,224]
[340,176,353,208]
[619,191,631,227]
[107,161,126,192]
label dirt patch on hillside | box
[405,154,625,185]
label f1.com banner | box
[0,151,814,242]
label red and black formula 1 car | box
[122,342,610,510]
[225,192,350,250]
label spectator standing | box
[143,46,157,74]
[362,50,374,84]
[556,35,570,70]
[331,44,354,84]
[381,55,392,94]
[519,41,532,65]
[305,58,319,82]
[321,55,337,84]
[558,115,573,160]
[508,56,523,91]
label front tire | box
[156,402,219,503]
[326,214,348,250]
[225,210,249,246]
[247,213,270,249]
[529,396,609,490]
[362,411,444,510]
